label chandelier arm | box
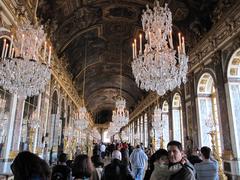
[33,0,39,25]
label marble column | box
[3,94,17,173]
[213,52,232,152]
[168,95,173,141]
[180,86,188,146]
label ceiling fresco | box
[37,0,227,124]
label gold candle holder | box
[208,130,227,180]
[160,136,164,149]
[29,128,35,152]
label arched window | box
[227,48,240,158]
[21,96,38,151]
[197,73,221,153]
[162,101,169,148]
[0,88,12,157]
[172,93,184,145]
[50,91,60,149]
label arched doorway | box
[197,73,222,153]
[227,48,240,158]
[172,93,184,145]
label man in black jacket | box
[167,141,195,180]
[102,153,133,180]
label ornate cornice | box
[50,55,82,106]
[189,2,240,72]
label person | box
[100,143,106,160]
[150,149,183,180]
[194,146,218,180]
[102,149,133,180]
[112,143,122,161]
[130,144,148,180]
[167,141,195,180]
[188,149,202,165]
[11,151,50,180]
[186,136,193,157]
[51,153,71,180]
[91,155,104,180]
[121,143,129,166]
[72,154,95,180]
[147,144,155,158]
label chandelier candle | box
[139,34,142,54]
[4,44,8,58]
[33,36,38,59]
[9,35,13,57]
[20,34,25,56]
[134,39,137,58]
[43,41,47,62]
[182,37,185,54]
[132,43,135,59]
[1,39,6,58]
[48,46,52,65]
[169,31,173,49]
[178,33,181,52]
[10,48,14,58]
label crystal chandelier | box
[111,46,129,128]
[112,96,129,126]
[29,110,40,129]
[0,20,51,97]
[108,122,120,136]
[131,2,188,96]
[92,127,101,140]
[121,130,129,142]
[152,106,162,130]
[205,114,216,131]
[75,107,89,131]
[65,125,74,138]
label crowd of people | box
[10,140,219,180]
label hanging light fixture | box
[75,41,89,131]
[112,45,129,128]
[92,127,101,140]
[131,2,188,96]
[0,20,51,97]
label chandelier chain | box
[82,40,87,105]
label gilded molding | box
[50,54,82,108]
[189,2,240,72]
[129,92,158,122]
